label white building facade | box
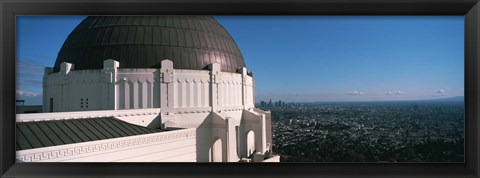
[17,16,279,162]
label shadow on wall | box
[195,112,214,162]
[195,112,231,162]
[238,114,248,158]
[146,114,162,129]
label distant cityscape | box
[257,97,464,162]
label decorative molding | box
[222,106,243,111]
[175,107,211,114]
[17,129,196,162]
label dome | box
[53,16,246,73]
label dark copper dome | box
[53,16,245,73]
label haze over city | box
[16,16,464,105]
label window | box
[81,98,89,109]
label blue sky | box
[16,16,464,105]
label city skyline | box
[16,16,464,105]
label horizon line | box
[255,95,465,104]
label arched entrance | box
[211,137,222,162]
[246,130,255,157]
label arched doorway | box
[246,130,255,157]
[211,137,222,162]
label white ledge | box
[16,108,161,122]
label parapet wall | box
[16,128,197,162]
[43,59,254,113]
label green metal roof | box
[16,117,162,150]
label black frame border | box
[1,0,479,177]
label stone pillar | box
[123,80,130,109]
[43,67,53,112]
[260,114,267,153]
[148,80,153,108]
[59,62,74,111]
[160,60,175,129]
[252,73,255,109]
[209,63,221,112]
[132,81,139,109]
[240,67,248,110]
[141,80,148,108]
[160,60,174,114]
[226,117,240,162]
[103,59,119,110]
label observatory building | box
[16,16,279,162]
